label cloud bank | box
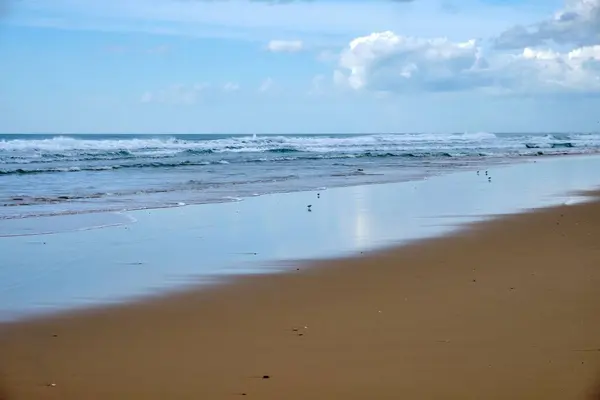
[495,0,600,48]
[335,0,600,95]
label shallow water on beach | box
[1,154,600,321]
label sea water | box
[2,132,599,220]
[2,132,600,320]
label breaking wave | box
[3,132,599,163]
[1,132,600,176]
[3,132,600,220]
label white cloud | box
[335,31,489,93]
[267,39,303,52]
[495,0,600,48]
[223,82,240,92]
[258,77,274,92]
[141,83,209,104]
[503,45,600,92]
[335,30,600,94]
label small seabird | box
[307,205,312,211]
[485,171,488,176]
[317,193,320,198]
[477,170,480,175]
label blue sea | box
[1,132,600,220]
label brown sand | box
[2,199,600,399]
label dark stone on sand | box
[262,375,270,379]
[472,279,477,283]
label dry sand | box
[2,197,600,399]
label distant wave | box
[2,132,600,176]
[2,133,599,158]
[0,133,502,158]
[3,132,600,221]
[0,151,492,175]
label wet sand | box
[2,197,600,399]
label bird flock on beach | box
[308,167,494,212]
[477,170,492,182]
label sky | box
[0,0,599,134]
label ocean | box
[1,132,600,220]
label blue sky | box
[0,0,599,133]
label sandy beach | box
[1,192,600,399]
[4,0,600,395]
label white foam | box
[563,197,587,206]
[3,133,600,162]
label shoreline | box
[5,188,599,326]
[1,151,592,223]
[2,195,600,398]
[3,154,600,322]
